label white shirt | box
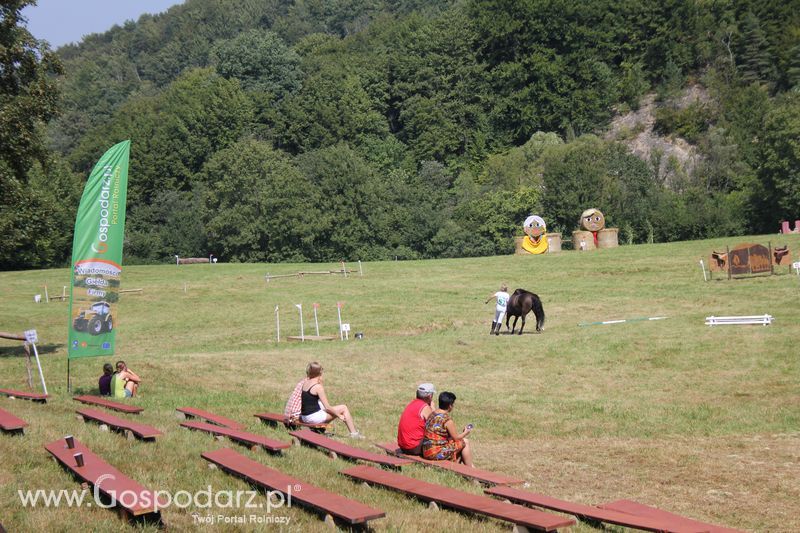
[494,291,510,312]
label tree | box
[541,136,659,241]
[737,11,776,87]
[210,29,303,98]
[0,0,63,178]
[202,139,317,262]
[0,1,72,270]
[753,92,800,231]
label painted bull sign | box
[708,242,776,279]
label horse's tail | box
[531,294,545,330]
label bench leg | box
[75,414,85,422]
[291,436,301,446]
[328,451,338,460]
[99,424,110,432]
[250,445,260,453]
[214,435,225,442]
[124,429,135,441]
[207,463,218,470]
[175,411,186,421]
[512,525,531,533]
[428,501,439,511]
[323,514,335,528]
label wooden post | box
[769,241,774,275]
[726,245,731,280]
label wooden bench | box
[377,442,525,485]
[487,486,703,533]
[77,408,162,441]
[176,407,245,430]
[254,411,329,433]
[203,447,385,526]
[0,407,28,435]
[289,430,412,469]
[0,388,48,403]
[342,465,575,532]
[45,436,166,522]
[181,421,290,453]
[73,395,143,414]
[598,500,743,533]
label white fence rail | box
[705,315,774,326]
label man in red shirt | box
[397,383,435,455]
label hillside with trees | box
[2,0,799,269]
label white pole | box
[337,303,343,341]
[699,259,707,282]
[358,260,363,277]
[313,304,319,336]
[275,305,280,342]
[296,304,304,342]
[175,255,179,265]
[44,284,49,303]
[341,261,347,278]
[31,342,47,395]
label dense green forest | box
[2,0,799,269]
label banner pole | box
[30,342,47,395]
[67,357,71,393]
[275,305,280,342]
[313,305,319,336]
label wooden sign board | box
[729,243,772,277]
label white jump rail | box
[705,315,774,326]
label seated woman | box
[300,362,363,439]
[111,360,141,398]
[98,363,114,396]
[421,391,474,467]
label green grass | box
[1,233,799,531]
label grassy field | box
[1,233,798,532]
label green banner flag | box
[68,140,130,359]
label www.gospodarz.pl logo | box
[18,475,295,515]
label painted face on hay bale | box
[523,215,546,242]
[581,208,605,232]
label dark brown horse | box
[505,289,545,334]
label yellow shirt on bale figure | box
[521,215,549,254]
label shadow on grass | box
[0,343,61,357]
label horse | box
[504,288,545,334]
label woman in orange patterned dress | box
[421,391,474,467]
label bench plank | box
[599,500,743,533]
[254,411,328,432]
[0,388,48,403]
[176,407,245,430]
[487,486,703,533]
[377,441,525,485]
[290,430,412,469]
[77,408,162,440]
[203,448,385,525]
[181,421,290,453]
[342,465,575,531]
[45,437,166,517]
[0,407,28,434]
[73,395,143,414]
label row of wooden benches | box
[3,392,742,531]
[44,433,739,532]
